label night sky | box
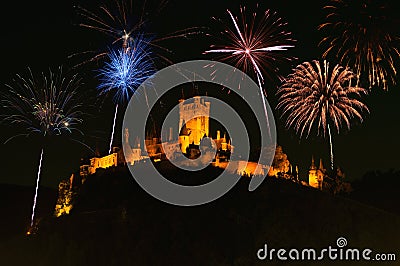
[0,0,399,188]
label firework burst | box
[205,5,295,141]
[98,36,155,103]
[74,0,202,66]
[75,0,144,49]
[2,68,83,139]
[319,0,400,90]
[97,35,156,153]
[204,5,295,90]
[1,67,84,233]
[277,60,369,169]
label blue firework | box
[97,35,156,104]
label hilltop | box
[0,166,399,266]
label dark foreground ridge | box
[0,166,399,266]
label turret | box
[310,156,316,170]
[169,127,173,142]
[309,156,319,188]
[124,128,130,144]
[221,132,228,151]
[319,158,324,171]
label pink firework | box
[205,5,295,90]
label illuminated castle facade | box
[79,96,231,176]
[178,96,210,153]
[144,96,232,161]
[55,97,348,219]
[79,128,145,176]
[78,96,300,180]
[308,157,327,189]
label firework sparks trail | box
[327,124,334,170]
[97,35,155,151]
[204,7,295,139]
[109,104,119,154]
[277,60,369,169]
[1,68,84,232]
[30,148,44,228]
[76,0,202,147]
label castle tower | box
[134,136,141,148]
[310,156,316,170]
[319,158,325,171]
[169,127,173,142]
[124,128,130,144]
[123,128,134,164]
[178,96,210,146]
[179,120,190,153]
[221,133,228,151]
[308,156,319,189]
[309,156,324,190]
[131,136,142,164]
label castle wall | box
[308,162,325,190]
[215,160,266,176]
[179,136,190,153]
[88,153,118,174]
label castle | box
[78,95,332,187]
[307,157,351,193]
[54,96,349,218]
[178,96,210,153]
[76,96,309,181]
[308,156,326,189]
[79,96,233,177]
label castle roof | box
[310,156,317,170]
[319,158,325,170]
[179,120,190,136]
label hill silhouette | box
[0,166,399,266]
[348,170,400,214]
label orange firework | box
[277,60,369,169]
